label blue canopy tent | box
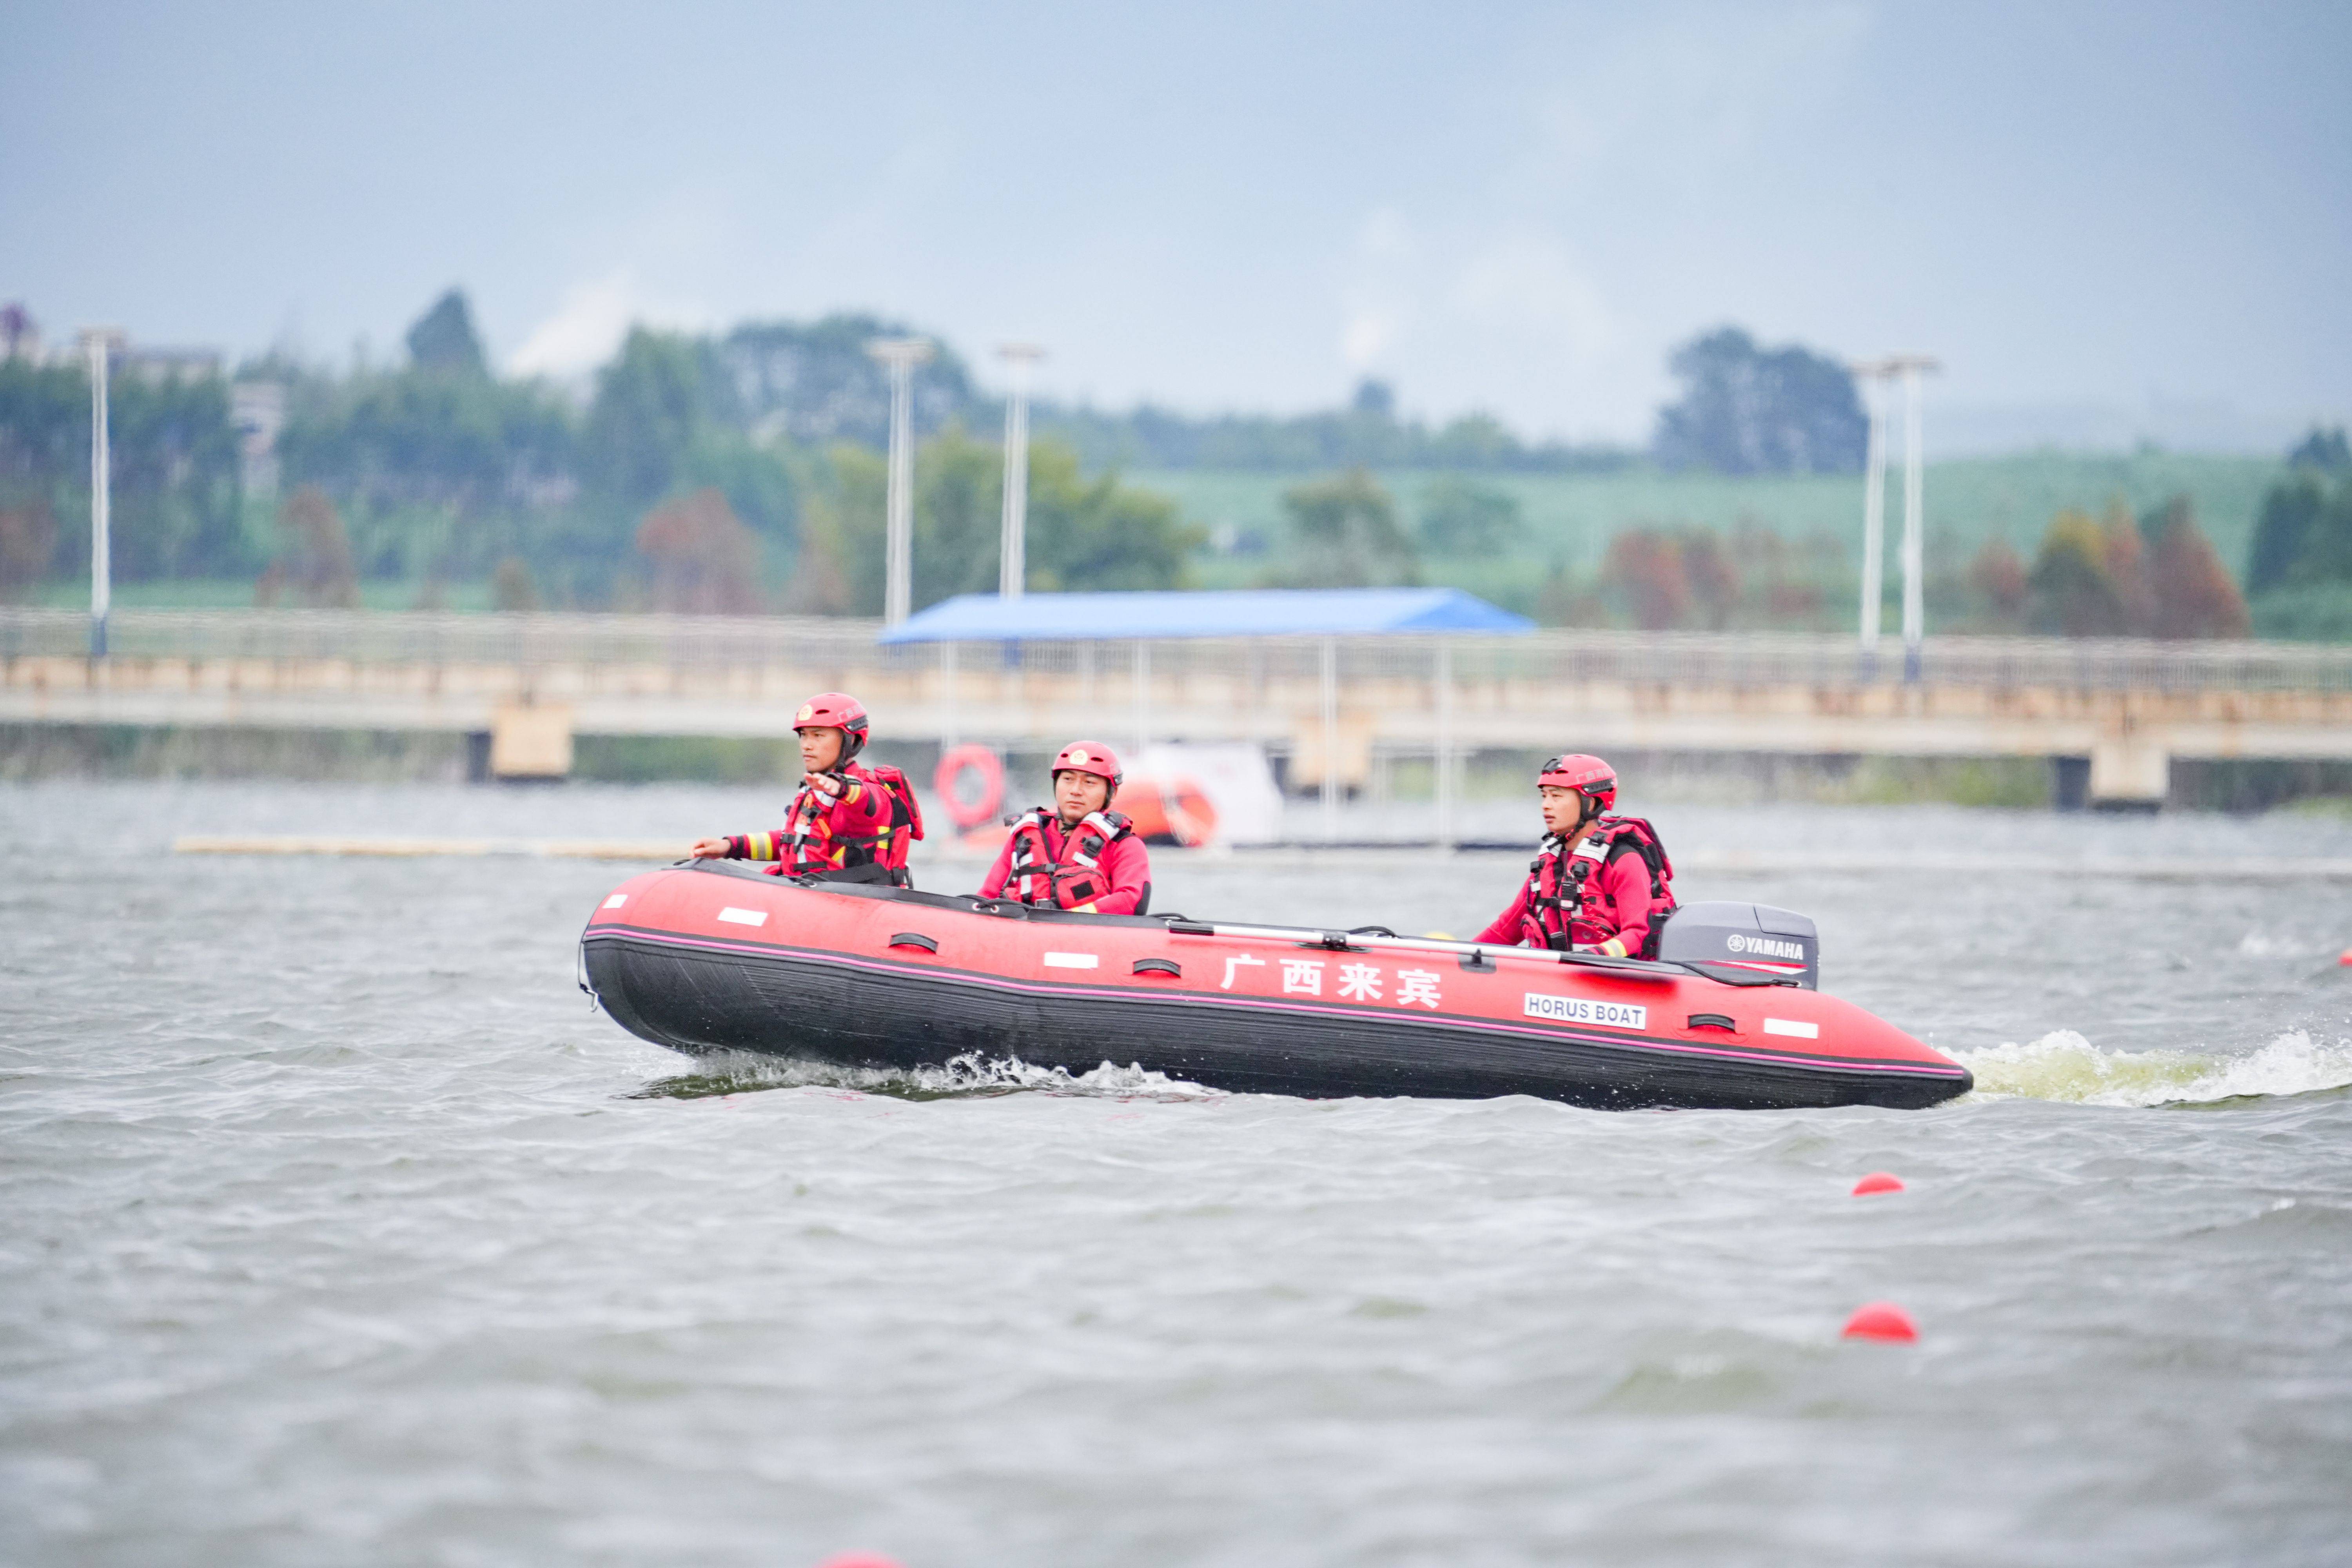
[877,588,1534,843]
[876,587,1534,644]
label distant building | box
[232,381,287,501]
[0,303,40,360]
[120,346,224,383]
[9,306,227,380]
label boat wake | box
[633,1033,2352,1111]
[633,1050,1223,1103]
[1953,1029,2352,1107]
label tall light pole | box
[866,337,933,626]
[1851,361,1888,666]
[1893,355,1938,682]
[1851,354,1938,681]
[996,343,1044,599]
[78,327,125,658]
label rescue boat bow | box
[580,862,1973,1111]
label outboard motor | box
[1655,901,1820,989]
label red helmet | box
[1539,752,1615,813]
[793,691,870,762]
[1051,740,1122,795]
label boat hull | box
[582,864,1973,1112]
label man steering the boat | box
[688,691,923,885]
[976,741,1151,915]
[1474,753,1676,957]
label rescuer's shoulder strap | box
[1591,815,1674,900]
[857,764,925,841]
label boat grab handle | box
[1675,961,1798,988]
[888,932,939,953]
[1164,917,1692,982]
[1132,958,1182,977]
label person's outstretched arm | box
[690,830,784,860]
[1472,882,1533,947]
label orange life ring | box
[933,744,1005,832]
[1112,775,1220,847]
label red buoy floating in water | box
[1841,1301,1919,1342]
[1851,1171,1906,1196]
[2338,949,2351,967]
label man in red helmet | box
[690,692,924,883]
[1474,753,1677,957]
[977,741,1152,915]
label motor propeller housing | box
[1655,901,1821,989]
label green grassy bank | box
[21,451,2287,624]
[1137,450,2283,612]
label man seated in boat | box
[975,741,1151,915]
[1474,753,1677,957]
[688,691,924,885]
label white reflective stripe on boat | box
[1042,952,1099,969]
[717,907,768,927]
[602,894,628,909]
[1762,1018,1820,1038]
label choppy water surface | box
[4,781,2350,1567]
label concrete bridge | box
[4,609,2350,808]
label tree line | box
[2,285,2337,642]
[0,299,1881,611]
[1569,497,2248,638]
[1033,324,1868,478]
[0,291,1194,613]
[0,357,242,591]
[2244,427,2352,640]
[1258,465,2252,640]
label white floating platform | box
[172,835,685,860]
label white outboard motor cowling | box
[1655,902,1820,989]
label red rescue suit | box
[724,762,900,877]
[979,808,1151,915]
[1474,817,1676,957]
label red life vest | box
[1005,807,1133,909]
[1515,815,1677,955]
[782,762,926,878]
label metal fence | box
[3,608,2349,694]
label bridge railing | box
[2,608,2348,693]
[0,608,889,671]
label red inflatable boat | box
[579,862,1973,1111]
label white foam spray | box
[641,1050,1221,1103]
[1953,1029,2352,1108]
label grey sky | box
[4,1,2346,450]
